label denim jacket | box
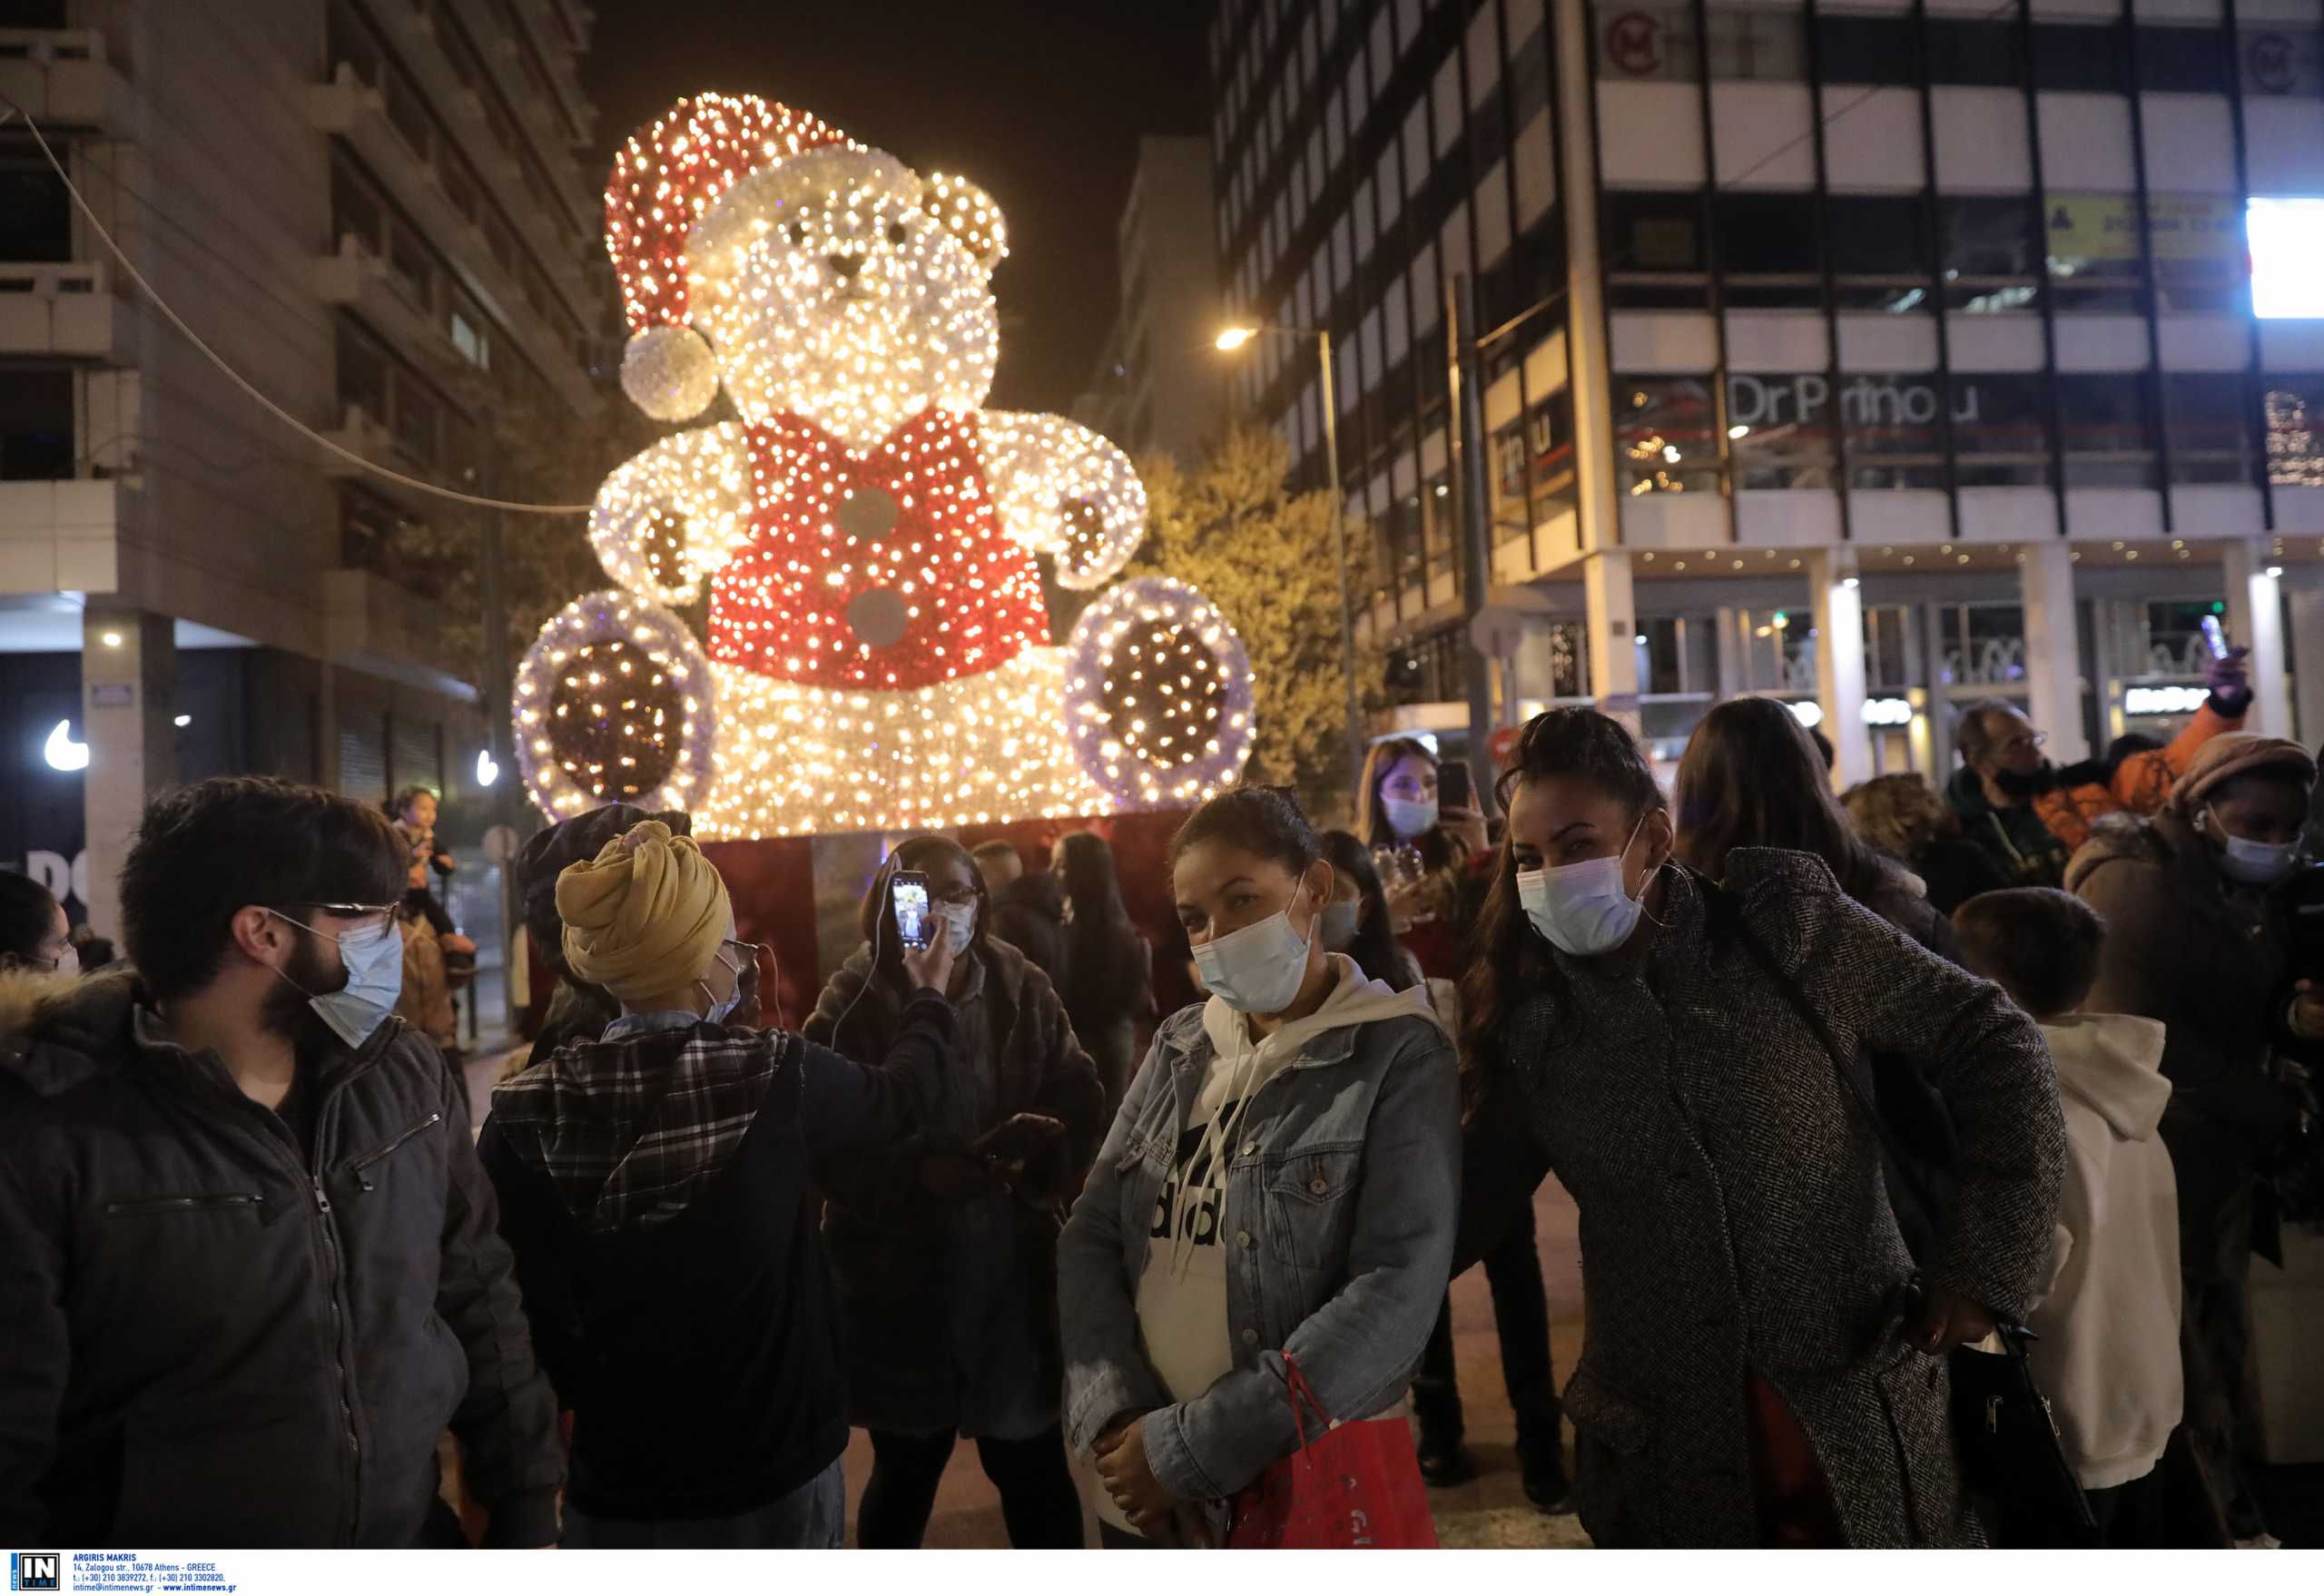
[1057,996,1459,1503]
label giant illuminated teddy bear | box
[514,94,1254,837]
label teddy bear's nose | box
[825,251,865,281]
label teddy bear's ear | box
[921,173,1008,273]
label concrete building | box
[1075,134,1229,468]
[0,0,605,937]
[1207,0,2324,786]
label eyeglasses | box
[1999,731,2048,755]
[928,884,980,906]
[275,901,400,935]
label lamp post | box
[1216,322,1365,794]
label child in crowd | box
[1952,888,2182,1546]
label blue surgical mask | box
[2205,812,2300,886]
[1319,899,1362,952]
[1192,900,1315,1013]
[270,911,405,1049]
[1381,795,1439,840]
[699,944,746,1025]
[931,900,979,950]
[1516,814,1654,958]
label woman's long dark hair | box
[1458,709,1666,1117]
[1357,736,1454,873]
[1056,830,1147,1020]
[1673,696,1897,904]
[0,870,61,966]
[1320,830,1417,992]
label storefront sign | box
[1862,696,1915,726]
[1727,374,1987,429]
[2124,685,2208,716]
[2044,194,2243,264]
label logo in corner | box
[9,1553,60,1593]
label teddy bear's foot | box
[514,590,720,822]
[1062,576,1256,808]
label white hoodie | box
[2026,1012,2182,1491]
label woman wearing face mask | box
[481,822,963,1547]
[1059,787,1458,1546]
[1359,738,1492,978]
[1460,709,2064,1547]
[2066,734,2321,1549]
[805,835,1107,1549]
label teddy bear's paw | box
[513,590,719,823]
[1063,577,1256,808]
[982,412,1147,589]
[589,426,753,606]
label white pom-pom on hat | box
[621,323,721,422]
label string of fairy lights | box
[517,91,1255,835]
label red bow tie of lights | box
[708,407,1048,694]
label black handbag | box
[1714,889,2097,1542]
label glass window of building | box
[1606,190,1710,308]
[1940,196,2042,313]
[2043,193,2145,312]
[1925,18,2027,86]
[2033,22,2130,93]
[2266,379,2324,487]
[1817,11,1918,84]
[2137,25,2234,93]
[1829,194,1933,311]
[1716,192,1821,307]
[1950,372,2052,486]
[2152,195,2249,313]
[1614,376,1722,495]
[2055,372,2156,488]
[1709,5,1806,80]
[1840,372,1950,489]
[2164,372,2253,485]
[1728,373,1837,489]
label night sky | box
[581,0,1212,416]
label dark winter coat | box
[479,995,955,1520]
[990,873,1068,988]
[0,972,563,1548]
[1945,765,2073,889]
[1467,852,2065,1548]
[805,938,1104,1435]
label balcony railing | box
[0,260,116,359]
[0,29,129,131]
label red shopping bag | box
[1226,1355,1439,1549]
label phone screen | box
[1439,759,1473,812]
[891,873,931,951]
[2200,615,2230,661]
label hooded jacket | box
[989,871,1068,987]
[0,971,562,1548]
[1060,956,1458,1515]
[1945,764,2076,889]
[478,992,954,1521]
[2026,1014,2182,1491]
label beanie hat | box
[2168,733,2317,814]
[556,821,731,1004]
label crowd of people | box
[0,641,2315,1551]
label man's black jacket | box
[0,972,563,1547]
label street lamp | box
[1216,321,1366,793]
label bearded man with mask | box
[1948,651,2251,889]
[2068,734,2322,1548]
[0,778,563,1548]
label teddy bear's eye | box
[885,222,909,248]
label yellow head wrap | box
[556,821,732,1004]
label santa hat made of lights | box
[606,91,1009,423]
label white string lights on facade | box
[1064,578,1255,810]
[514,92,1256,838]
[514,592,716,820]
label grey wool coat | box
[1484,850,2065,1547]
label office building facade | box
[1207,0,2324,784]
[1,0,606,933]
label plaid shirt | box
[490,1014,797,1233]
